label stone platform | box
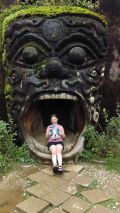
[15,165,114,213]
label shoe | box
[58,166,64,173]
[53,166,58,173]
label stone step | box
[15,196,50,213]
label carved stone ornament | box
[3,12,107,160]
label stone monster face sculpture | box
[3,7,107,160]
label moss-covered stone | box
[0,4,107,68]
[1,5,107,44]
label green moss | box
[5,82,13,101]
[2,5,107,43]
[2,47,7,65]
[5,82,13,94]
[0,5,24,41]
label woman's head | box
[51,114,58,124]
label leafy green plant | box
[14,144,36,164]
[80,110,120,170]
[0,119,37,174]
[0,119,16,155]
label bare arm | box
[61,126,65,139]
[45,126,50,139]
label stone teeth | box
[51,94,56,99]
[40,95,44,100]
[38,93,78,101]
[59,93,67,99]
[66,94,71,100]
[55,94,59,99]
[44,94,51,99]
[73,96,78,100]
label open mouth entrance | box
[23,94,85,156]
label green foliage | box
[21,0,100,10]
[0,119,16,155]
[100,198,118,209]
[14,144,35,164]
[0,119,36,174]
[80,112,120,172]
[106,158,120,172]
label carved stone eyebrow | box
[55,33,107,58]
[7,33,52,60]
[54,16,107,58]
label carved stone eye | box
[22,46,39,64]
[69,47,86,65]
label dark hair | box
[51,114,58,119]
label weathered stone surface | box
[61,171,77,181]
[87,204,114,213]
[49,208,65,213]
[61,196,91,212]
[57,181,74,193]
[26,182,58,198]
[58,179,78,195]
[16,196,49,213]
[71,174,95,187]
[65,165,84,174]
[28,171,49,183]
[43,189,71,206]
[41,167,55,176]
[45,175,68,187]
[81,189,110,204]
[64,184,78,195]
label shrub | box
[0,119,36,174]
[80,115,120,161]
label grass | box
[88,180,99,190]
[75,180,119,212]
[99,198,119,209]
[75,180,99,202]
[23,191,33,199]
[106,157,120,173]
[26,179,38,188]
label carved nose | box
[45,57,63,76]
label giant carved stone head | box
[2,6,107,160]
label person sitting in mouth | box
[46,114,65,173]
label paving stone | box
[27,171,49,183]
[44,175,68,187]
[87,204,114,213]
[16,196,49,213]
[26,183,58,198]
[61,171,77,181]
[43,189,71,206]
[49,208,65,213]
[65,165,84,174]
[61,196,91,212]
[71,174,95,187]
[81,189,110,204]
[64,184,78,195]
[41,167,55,176]
[58,181,78,196]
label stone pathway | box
[15,165,116,213]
